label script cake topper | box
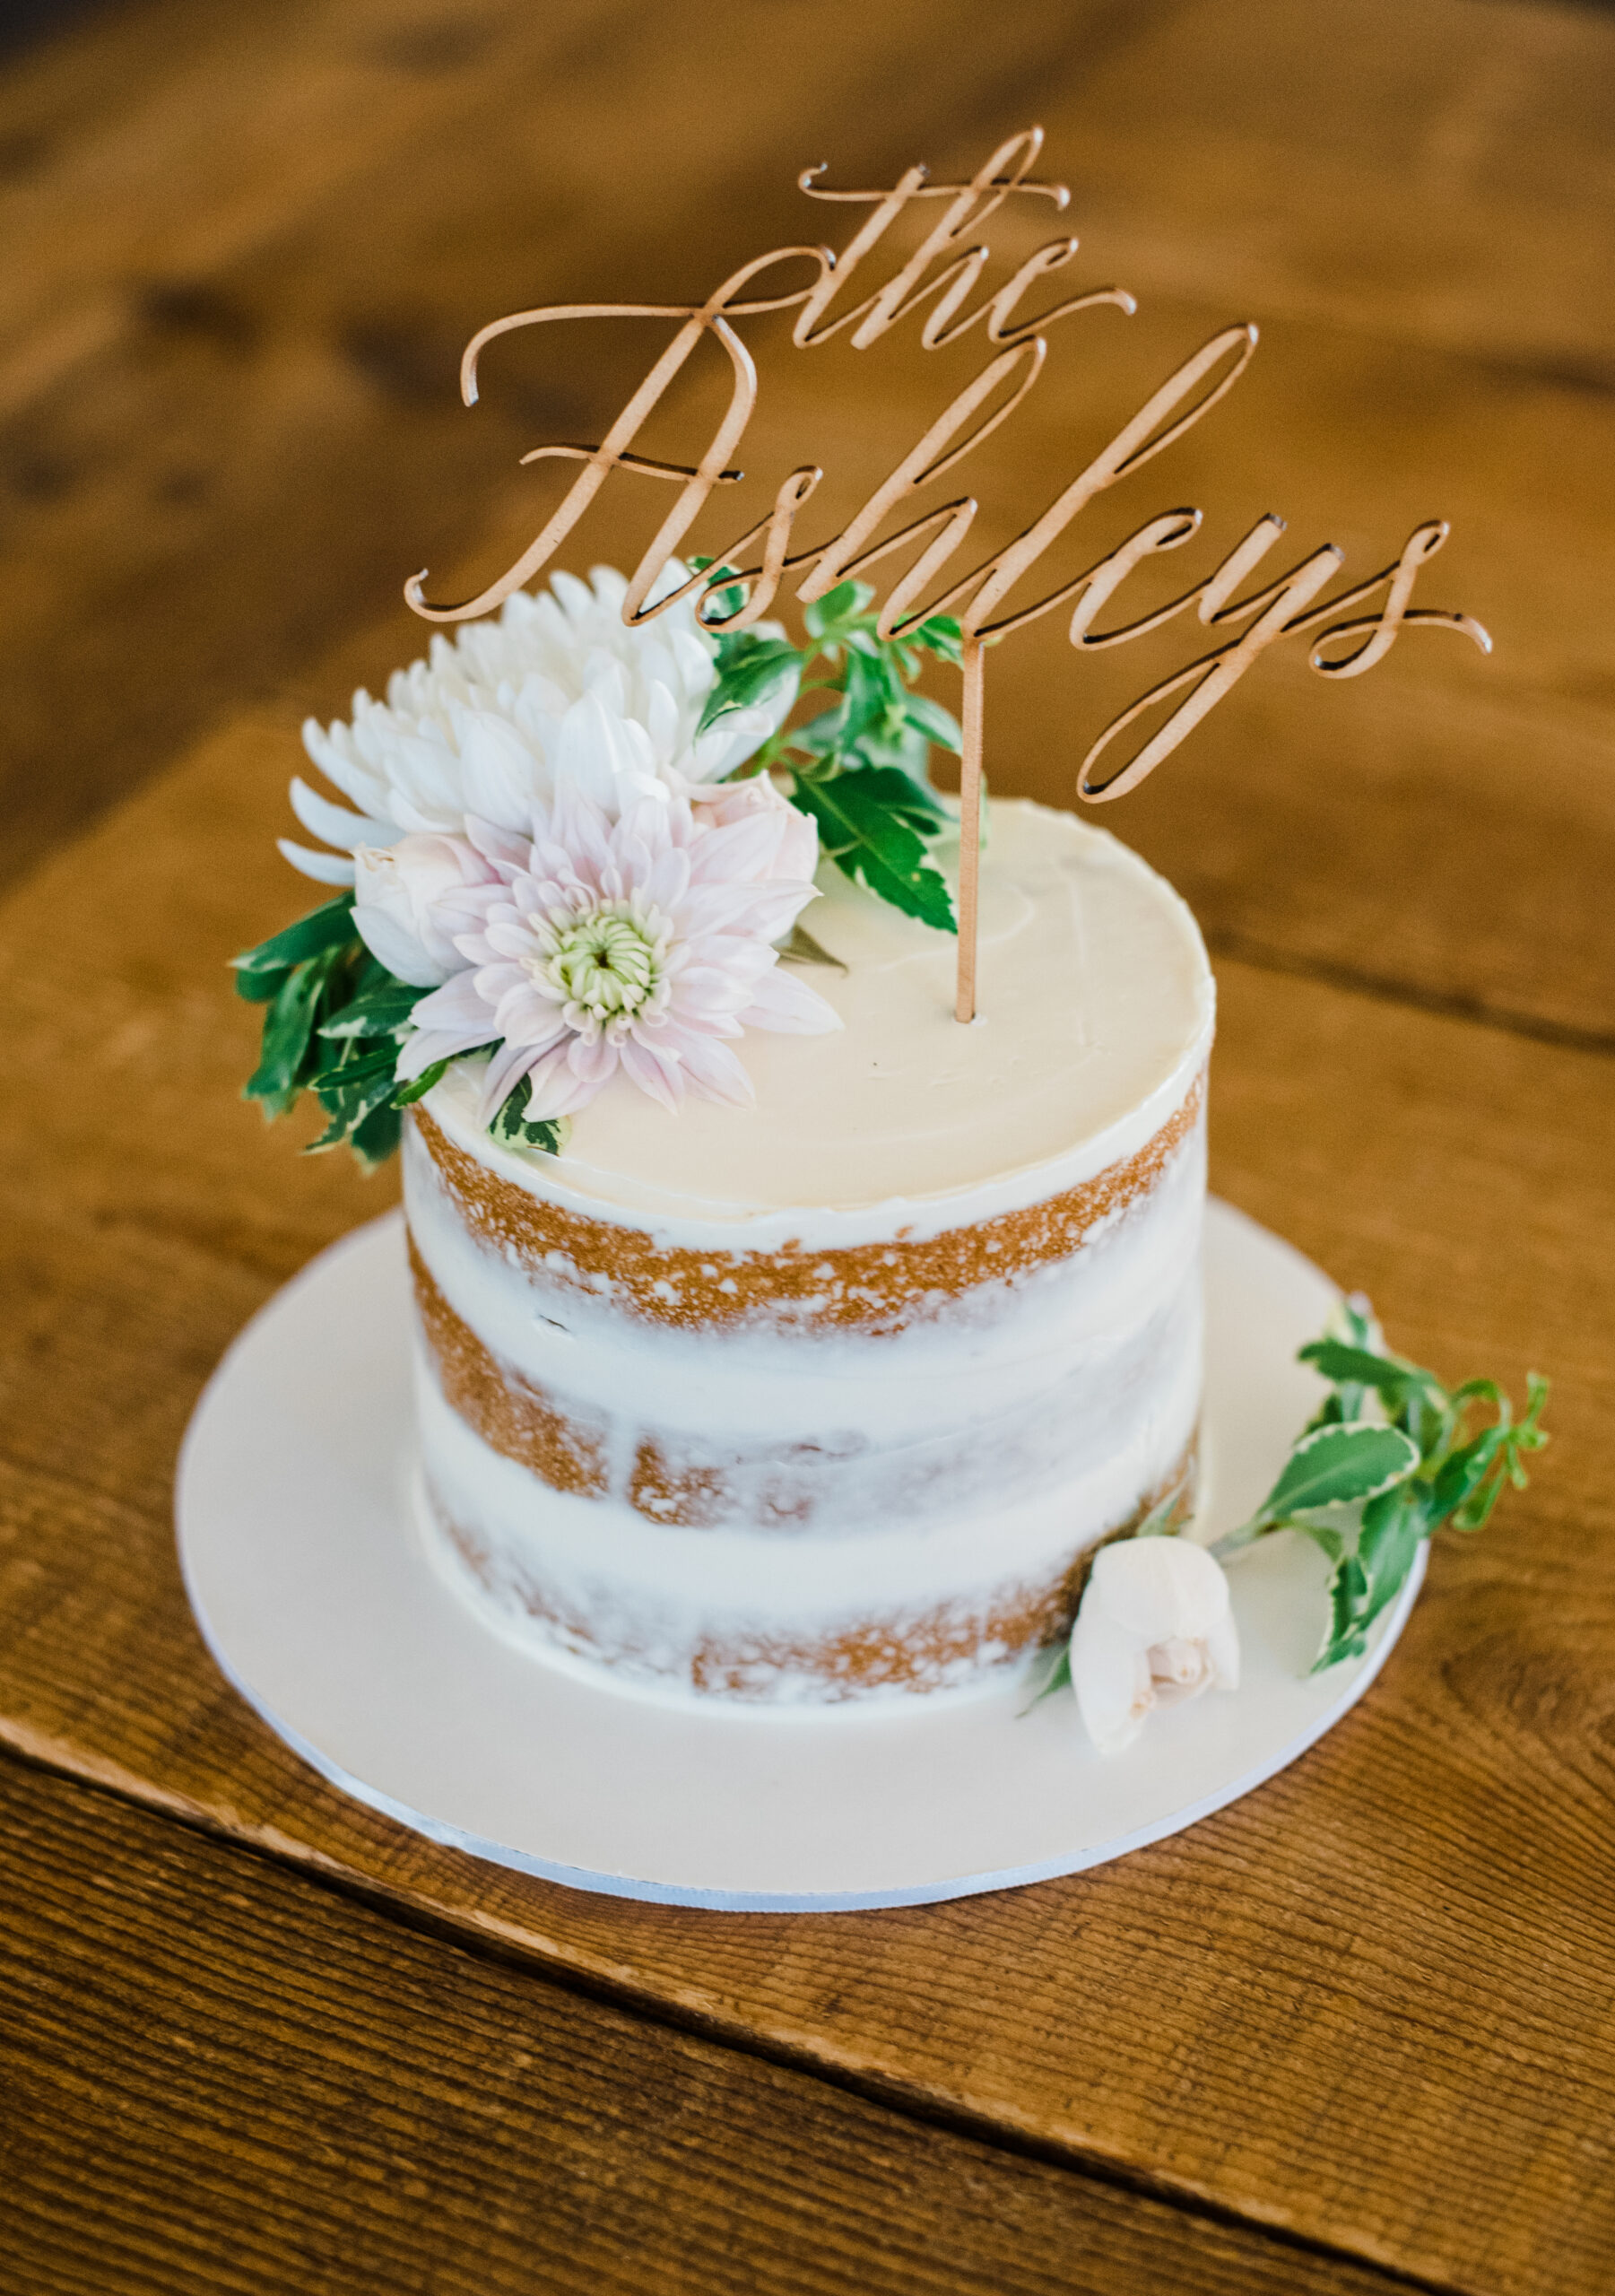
[404,127,1489,1022]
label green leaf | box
[808,745,946,831]
[308,1046,399,1096]
[350,1100,404,1172]
[903,691,962,753]
[856,761,948,831]
[1429,1427,1505,1523]
[697,634,803,734]
[1018,1639,1072,1717]
[790,770,957,935]
[232,895,357,987]
[1217,1295,1548,1671]
[910,613,964,665]
[244,957,334,1113]
[1291,1518,1347,1567]
[305,1049,401,1148]
[1311,1487,1428,1672]
[1356,1485,1428,1631]
[305,1058,404,1153]
[1315,1552,1371,1672]
[319,978,423,1039]
[690,556,748,624]
[1261,1420,1421,1517]
[839,644,907,745]
[390,1057,453,1107]
[490,1074,570,1154]
[1298,1339,1442,1401]
[235,967,289,1005]
[391,1040,499,1108]
[1133,1477,1194,1539]
[776,921,847,973]
[803,580,873,648]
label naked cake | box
[402,797,1214,1704]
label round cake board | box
[177,1200,1423,1913]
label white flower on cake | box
[390,774,838,1120]
[281,565,796,884]
[1071,1537,1240,1756]
[351,835,498,987]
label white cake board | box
[176,1200,1423,1912]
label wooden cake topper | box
[404,128,1489,1022]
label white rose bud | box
[1071,1536,1240,1757]
[352,834,489,987]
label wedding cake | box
[248,567,1213,1707]
[404,799,1212,1703]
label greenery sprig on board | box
[1211,1298,1550,1670]
[231,897,563,1169]
[1021,1301,1549,1715]
[698,573,964,935]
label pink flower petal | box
[670,1031,756,1108]
[619,1037,685,1113]
[408,970,495,1031]
[738,967,845,1034]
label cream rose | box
[352,833,494,987]
[1071,1537,1241,1756]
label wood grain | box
[1,1752,1399,2296]
[4,4,1613,2289]
[0,0,1148,890]
[0,708,1611,2295]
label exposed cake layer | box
[405,801,1215,1704]
[409,1070,1203,1340]
[406,1105,1206,1535]
[421,1425,1201,1702]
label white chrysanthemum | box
[395,775,838,1122]
[282,565,797,885]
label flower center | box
[543,906,662,1019]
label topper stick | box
[954,637,985,1023]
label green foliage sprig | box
[232,897,562,1170]
[697,574,964,934]
[1211,1297,1550,1671]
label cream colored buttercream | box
[425,800,1214,1237]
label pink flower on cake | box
[1070,1537,1240,1756]
[393,776,839,1119]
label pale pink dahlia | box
[395,778,839,1121]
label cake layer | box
[406,800,1215,1704]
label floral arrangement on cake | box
[234,565,962,1168]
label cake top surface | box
[427,799,1213,1228]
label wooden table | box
[4,3,1613,2288]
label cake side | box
[409,1100,1204,1701]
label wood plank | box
[4,0,1613,1043]
[1,710,1612,2294]
[0,1752,1391,2296]
[1031,0,1615,378]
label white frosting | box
[423,801,1214,1250]
[405,802,1215,1704]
